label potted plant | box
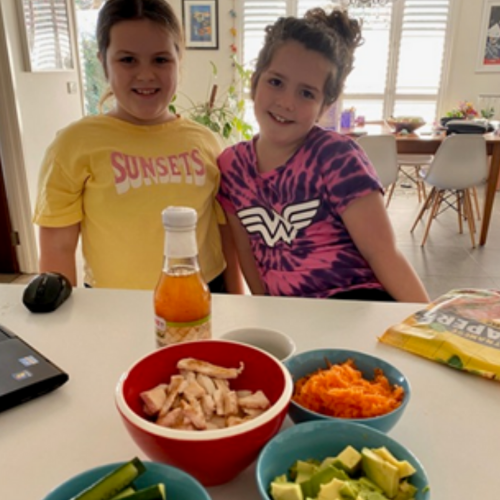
[440,101,478,126]
[171,59,253,144]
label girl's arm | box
[342,191,430,303]
[38,224,80,286]
[226,213,266,295]
[219,222,245,294]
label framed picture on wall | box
[16,0,74,72]
[476,0,500,72]
[182,0,219,50]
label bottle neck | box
[163,228,200,273]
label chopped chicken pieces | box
[196,373,216,394]
[139,383,168,416]
[238,390,271,409]
[158,375,186,418]
[223,391,239,416]
[176,358,244,379]
[183,378,206,400]
[139,357,270,431]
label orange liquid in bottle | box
[154,266,211,346]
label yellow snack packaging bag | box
[379,288,500,381]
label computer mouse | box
[22,272,73,313]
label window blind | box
[22,0,72,71]
[240,0,451,122]
[395,0,450,95]
[242,1,288,67]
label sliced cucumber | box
[110,486,137,499]
[71,458,146,500]
[117,484,166,500]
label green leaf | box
[209,61,217,77]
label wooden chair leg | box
[385,182,397,208]
[414,166,422,203]
[463,189,476,248]
[471,186,481,220]
[421,190,442,246]
[415,165,427,203]
[466,189,476,234]
[457,191,463,234]
[411,187,435,233]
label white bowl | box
[220,327,296,362]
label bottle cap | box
[162,206,197,230]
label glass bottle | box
[154,206,211,347]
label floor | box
[3,179,500,301]
[386,178,500,300]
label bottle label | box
[155,314,211,347]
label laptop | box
[0,324,69,412]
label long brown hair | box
[251,7,363,107]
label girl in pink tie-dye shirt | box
[217,7,428,303]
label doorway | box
[0,155,19,274]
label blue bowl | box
[256,420,430,500]
[42,460,212,500]
[284,349,410,432]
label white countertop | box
[0,285,498,499]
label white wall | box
[441,0,500,118]
[1,0,499,273]
[172,0,236,111]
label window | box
[74,0,107,115]
[240,0,451,123]
[17,0,74,71]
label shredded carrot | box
[292,359,404,419]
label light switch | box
[67,81,78,94]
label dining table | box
[348,123,500,246]
[0,284,499,500]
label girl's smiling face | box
[253,40,331,150]
[102,19,179,126]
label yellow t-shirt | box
[33,115,226,290]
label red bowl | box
[115,340,293,486]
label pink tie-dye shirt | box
[217,126,385,298]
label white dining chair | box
[396,154,434,203]
[410,134,488,248]
[357,135,399,207]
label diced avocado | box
[71,458,146,500]
[340,480,360,500]
[372,448,416,479]
[333,446,362,474]
[319,457,337,470]
[274,474,290,484]
[317,478,346,500]
[290,459,321,481]
[361,448,400,499]
[270,482,304,500]
[300,466,349,499]
[294,460,319,484]
[358,476,383,493]
[394,480,418,500]
[357,491,390,500]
